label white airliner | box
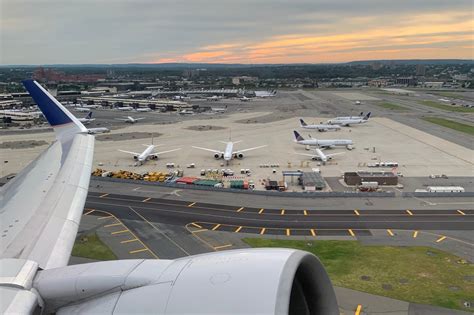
[87,127,110,134]
[239,96,251,102]
[295,148,345,164]
[327,112,371,126]
[82,104,101,109]
[211,106,227,113]
[0,80,338,314]
[179,109,194,115]
[293,130,353,149]
[192,140,267,163]
[77,112,95,124]
[299,118,341,132]
[75,107,90,112]
[119,141,181,165]
[115,106,134,111]
[334,112,365,120]
[115,116,145,123]
[135,107,152,112]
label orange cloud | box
[149,11,474,63]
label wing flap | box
[0,134,94,269]
[192,146,222,154]
[235,145,267,153]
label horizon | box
[2,0,473,65]
[2,58,473,68]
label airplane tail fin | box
[293,130,304,141]
[86,112,92,119]
[299,118,307,126]
[22,80,87,140]
[363,112,371,120]
[359,112,363,116]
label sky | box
[1,0,473,64]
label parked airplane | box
[0,79,338,314]
[192,141,267,164]
[327,112,371,126]
[293,130,353,149]
[207,95,221,101]
[87,127,110,134]
[299,118,341,132]
[135,107,152,112]
[211,106,227,113]
[240,96,251,102]
[82,104,102,109]
[75,107,90,112]
[295,148,345,164]
[115,116,145,123]
[77,112,95,124]
[115,106,134,111]
[334,112,364,120]
[119,141,181,165]
[179,109,194,115]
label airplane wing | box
[118,149,141,155]
[135,118,145,121]
[0,80,94,270]
[235,145,267,153]
[294,152,317,157]
[154,148,182,155]
[114,118,129,121]
[326,152,345,158]
[192,146,223,154]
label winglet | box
[299,118,307,126]
[22,80,87,139]
[293,130,304,141]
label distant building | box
[422,82,444,88]
[416,64,426,76]
[368,79,389,87]
[395,77,417,86]
[232,76,258,85]
[33,67,105,83]
[344,171,398,186]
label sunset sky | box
[1,0,473,64]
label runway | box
[86,191,474,236]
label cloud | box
[1,0,472,64]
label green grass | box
[243,239,474,311]
[375,102,409,111]
[72,233,117,260]
[418,100,474,112]
[423,117,474,136]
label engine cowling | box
[133,155,138,160]
[34,249,338,314]
[214,153,221,159]
[235,153,244,159]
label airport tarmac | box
[1,110,473,189]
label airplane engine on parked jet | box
[34,249,339,315]
[133,156,138,160]
[214,153,221,159]
[151,155,158,160]
[235,153,244,159]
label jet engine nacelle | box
[235,153,244,159]
[34,249,338,315]
[151,155,158,160]
[133,156,138,160]
[214,153,221,159]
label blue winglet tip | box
[22,79,73,127]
